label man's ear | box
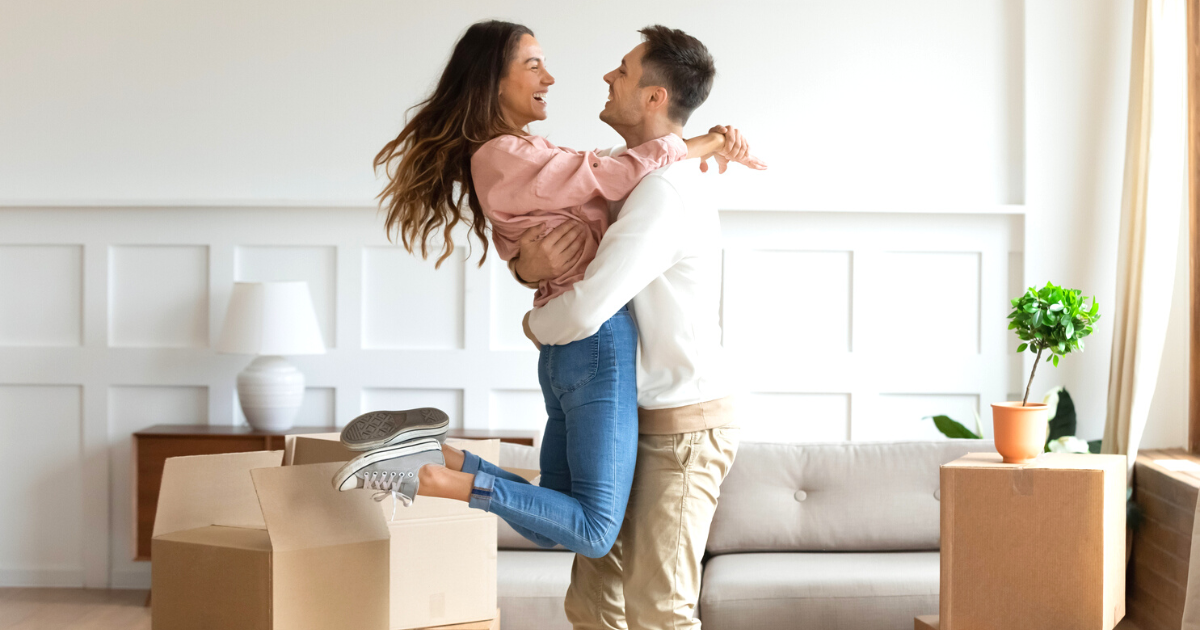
[645,86,670,114]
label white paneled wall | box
[0,246,82,347]
[0,385,83,586]
[0,206,1020,588]
[721,212,1021,443]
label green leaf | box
[1052,355,1060,367]
[1088,439,1102,454]
[1017,343,1028,353]
[1046,388,1076,444]
[1049,303,1064,312]
[928,415,982,440]
[1065,320,1074,338]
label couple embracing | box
[335,20,765,630]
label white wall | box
[0,0,1154,589]
[1,0,1023,211]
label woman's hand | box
[700,125,768,173]
[513,221,586,283]
[683,132,726,160]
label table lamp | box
[216,281,326,431]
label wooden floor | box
[0,588,1147,630]
[0,589,150,630]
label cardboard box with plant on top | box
[286,434,500,630]
[939,452,1126,630]
[151,451,390,630]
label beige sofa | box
[494,439,987,630]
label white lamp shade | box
[217,281,326,355]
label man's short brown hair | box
[637,25,715,125]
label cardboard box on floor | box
[420,609,499,629]
[940,453,1126,630]
[286,433,499,630]
[914,615,939,630]
[151,451,390,630]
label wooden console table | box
[132,424,538,561]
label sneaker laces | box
[362,471,413,521]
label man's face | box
[600,43,651,128]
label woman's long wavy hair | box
[374,20,533,267]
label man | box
[513,25,758,630]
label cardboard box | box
[419,609,499,629]
[940,453,1126,630]
[288,434,499,630]
[151,451,390,630]
[914,615,939,630]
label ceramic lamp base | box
[237,355,304,432]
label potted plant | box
[996,283,1100,463]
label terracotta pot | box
[991,402,1049,464]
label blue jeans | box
[460,306,638,558]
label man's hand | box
[522,311,542,350]
[513,221,586,283]
[700,125,768,174]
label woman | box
[333,20,757,558]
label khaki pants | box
[564,426,740,630]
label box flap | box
[251,461,390,552]
[288,434,354,466]
[153,451,283,538]
[156,525,273,552]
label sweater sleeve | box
[473,135,686,216]
[527,175,688,345]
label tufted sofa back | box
[705,440,990,554]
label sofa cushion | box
[708,440,988,553]
[699,552,939,630]
[498,550,574,630]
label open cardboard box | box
[420,610,499,629]
[940,452,1126,630]
[151,451,390,630]
[286,433,500,630]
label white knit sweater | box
[527,151,730,412]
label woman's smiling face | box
[498,34,555,129]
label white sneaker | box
[331,437,445,506]
[340,407,450,451]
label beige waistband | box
[637,396,737,435]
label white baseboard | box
[0,568,85,587]
[109,569,152,590]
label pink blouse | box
[471,133,688,306]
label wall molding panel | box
[0,206,1021,588]
[720,211,1022,444]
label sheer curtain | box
[1108,0,1200,626]
[1101,0,1186,477]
